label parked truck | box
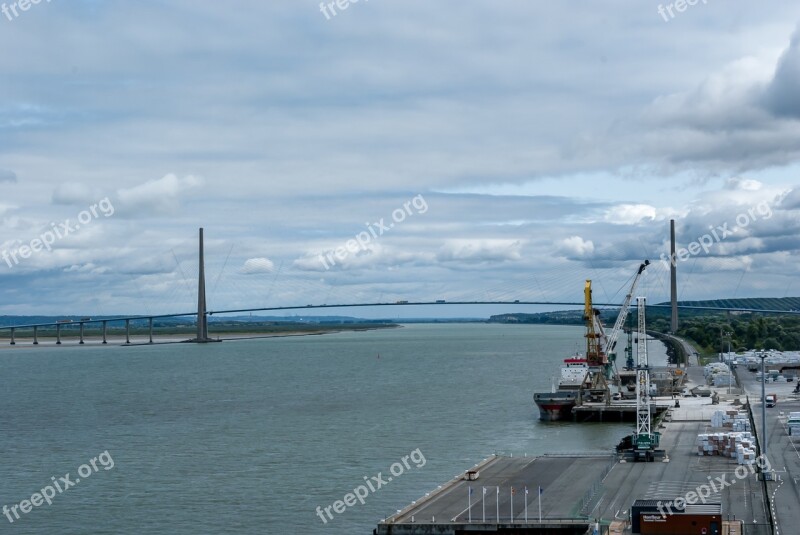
[788,412,800,436]
[768,369,780,380]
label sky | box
[1,0,800,318]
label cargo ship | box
[533,261,650,422]
[533,356,588,420]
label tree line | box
[648,312,800,353]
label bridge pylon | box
[190,227,218,344]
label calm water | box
[0,324,667,534]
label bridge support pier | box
[79,323,85,345]
[125,319,130,345]
[10,328,15,345]
[102,321,107,344]
[148,317,154,344]
[33,326,38,345]
[56,324,62,345]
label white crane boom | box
[635,296,652,444]
[604,260,649,358]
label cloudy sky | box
[2,0,800,318]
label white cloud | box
[52,182,101,205]
[725,178,763,191]
[64,263,109,275]
[0,203,16,217]
[117,174,203,215]
[558,236,594,259]
[241,257,275,274]
[293,243,426,272]
[604,204,657,225]
[437,239,522,263]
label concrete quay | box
[376,359,772,534]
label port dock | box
[376,454,613,534]
[572,402,670,423]
[376,363,771,534]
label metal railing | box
[579,455,617,516]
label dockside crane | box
[579,280,613,405]
[578,260,650,405]
[635,297,653,446]
[614,296,663,460]
[628,296,662,460]
[604,261,649,375]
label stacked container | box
[710,410,751,431]
[696,431,756,463]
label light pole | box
[726,333,733,394]
[758,350,768,457]
[720,330,732,363]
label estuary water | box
[0,323,667,534]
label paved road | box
[740,368,800,535]
[659,331,700,367]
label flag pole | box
[496,486,499,521]
[525,486,528,523]
[482,487,486,522]
[510,487,514,523]
[468,486,472,523]
[538,486,542,523]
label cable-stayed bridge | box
[1,227,796,346]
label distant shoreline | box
[0,323,400,349]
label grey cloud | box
[763,26,800,118]
[0,169,17,183]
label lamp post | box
[758,350,768,457]
[726,333,733,394]
[720,330,732,363]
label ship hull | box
[533,391,577,421]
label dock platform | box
[376,394,771,534]
[374,454,608,534]
[572,402,670,423]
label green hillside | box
[656,297,800,312]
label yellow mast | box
[584,280,605,367]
